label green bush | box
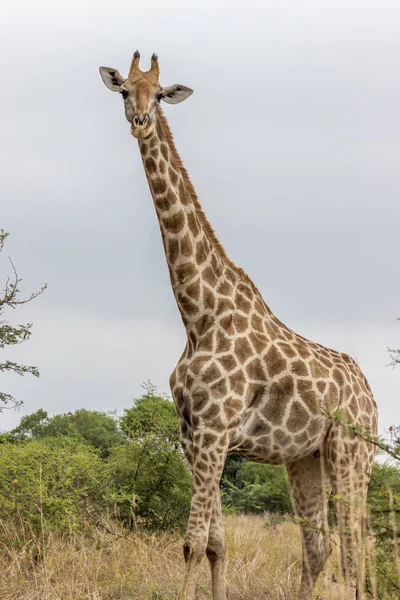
[0,437,112,535]
[221,460,292,515]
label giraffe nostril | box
[133,116,139,127]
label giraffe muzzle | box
[131,114,154,139]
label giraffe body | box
[100,52,378,600]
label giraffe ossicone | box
[100,51,378,600]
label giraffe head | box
[99,51,193,139]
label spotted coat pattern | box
[101,55,378,600]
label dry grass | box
[0,514,339,600]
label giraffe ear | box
[99,67,126,92]
[159,85,193,105]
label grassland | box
[0,514,340,600]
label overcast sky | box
[0,0,399,435]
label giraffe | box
[99,51,378,600]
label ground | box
[2,514,335,599]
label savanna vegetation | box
[0,383,400,598]
[1,230,400,597]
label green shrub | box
[0,437,112,535]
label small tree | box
[0,230,46,411]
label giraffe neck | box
[138,109,231,332]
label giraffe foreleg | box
[206,491,227,600]
[181,428,228,600]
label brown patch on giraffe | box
[145,157,157,174]
[192,389,208,412]
[247,385,266,408]
[167,238,179,264]
[294,431,308,444]
[286,401,309,433]
[201,329,215,352]
[159,159,166,174]
[229,370,245,395]
[235,291,251,313]
[317,354,332,369]
[224,397,242,421]
[248,331,268,354]
[266,345,287,378]
[196,241,207,264]
[187,211,200,237]
[316,380,327,394]
[149,135,157,148]
[180,233,193,257]
[196,460,208,473]
[220,315,234,335]
[248,417,267,437]
[203,286,215,310]
[202,432,218,448]
[195,314,213,336]
[297,380,318,411]
[234,337,253,363]
[203,266,218,287]
[202,402,220,421]
[233,314,248,333]
[217,280,233,296]
[274,429,290,445]
[262,383,286,425]
[295,342,311,359]
[185,279,200,301]
[160,143,169,161]
[309,358,330,379]
[225,269,236,285]
[169,167,178,186]
[216,330,231,353]
[333,368,345,386]
[291,359,309,377]
[254,298,266,315]
[251,314,264,333]
[151,148,159,159]
[189,355,211,376]
[211,378,228,398]
[139,142,148,156]
[237,282,253,300]
[152,177,167,195]
[279,343,298,359]
[163,211,185,234]
[264,320,280,338]
[327,382,339,408]
[155,189,177,212]
[308,418,320,437]
[246,358,265,380]
[216,298,235,315]
[175,261,196,284]
[213,416,226,431]
[217,354,237,372]
[178,294,198,316]
[202,363,222,384]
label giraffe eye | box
[120,90,129,100]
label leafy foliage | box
[0,437,111,535]
[9,408,125,457]
[222,459,292,515]
[0,230,47,411]
[112,383,191,530]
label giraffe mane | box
[156,108,264,299]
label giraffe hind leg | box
[325,423,375,600]
[287,452,332,600]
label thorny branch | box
[0,229,47,411]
